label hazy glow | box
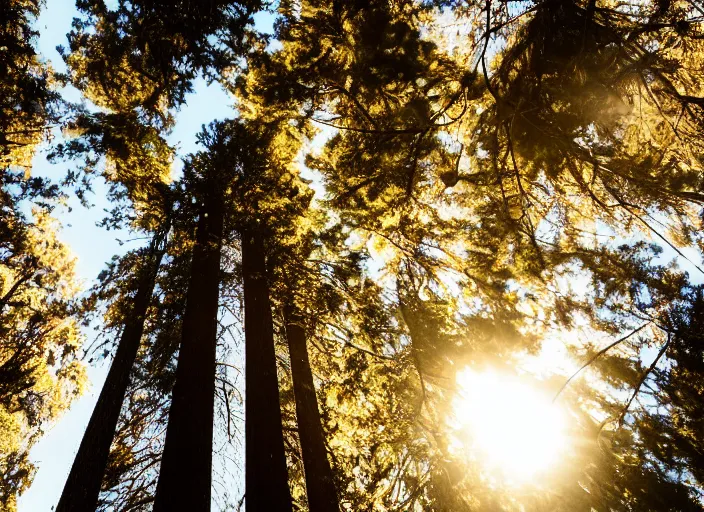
[451,368,566,483]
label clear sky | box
[16,1,259,509]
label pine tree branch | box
[329,83,378,128]
[553,322,650,402]
[617,332,671,427]
[480,0,499,103]
[341,339,395,361]
[221,381,233,440]
[311,117,424,134]
[616,199,704,277]
[215,361,242,374]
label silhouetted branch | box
[617,332,671,426]
[312,117,424,134]
[553,322,650,402]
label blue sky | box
[17,1,267,509]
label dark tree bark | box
[56,229,169,512]
[284,304,340,512]
[241,228,293,512]
[0,267,35,312]
[153,194,224,512]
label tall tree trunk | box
[57,228,169,512]
[153,194,223,511]
[284,304,340,512]
[241,228,293,512]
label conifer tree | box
[94,227,193,511]
[240,227,293,511]
[1,0,62,173]
[153,131,227,510]
[282,303,340,511]
[1,2,87,509]
[242,1,704,509]
[154,119,301,510]
[56,199,171,512]
[0,204,86,512]
[267,224,347,511]
[54,2,263,508]
[226,120,302,512]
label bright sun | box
[450,368,567,483]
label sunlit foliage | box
[6,0,704,511]
[0,205,86,511]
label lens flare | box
[450,368,566,483]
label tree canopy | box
[2,0,704,511]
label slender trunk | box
[56,230,168,512]
[153,194,223,511]
[284,304,340,512]
[241,228,293,512]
